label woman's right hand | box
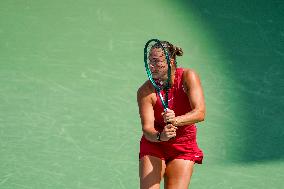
[160,124,178,141]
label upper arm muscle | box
[183,69,206,113]
[137,83,155,131]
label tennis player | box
[137,40,206,189]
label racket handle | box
[164,108,171,125]
[166,122,176,140]
[164,109,176,139]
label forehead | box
[150,48,165,58]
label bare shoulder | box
[137,80,155,101]
[182,68,201,84]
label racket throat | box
[154,79,168,89]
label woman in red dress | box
[137,40,206,189]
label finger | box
[168,130,176,134]
[165,132,176,138]
[166,132,176,137]
[164,124,178,131]
[165,131,174,135]
[167,117,175,122]
[168,127,177,132]
[165,127,176,132]
[165,115,174,121]
[164,127,174,133]
[166,127,177,132]
[166,117,175,123]
[165,128,175,133]
[167,118,174,123]
[167,134,176,138]
[166,113,175,119]
[165,124,173,128]
[167,124,177,128]
[168,120,178,127]
[165,111,175,116]
[167,113,175,117]
[166,109,174,113]
[169,128,177,133]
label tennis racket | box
[144,39,172,113]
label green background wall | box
[1,0,283,188]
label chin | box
[152,74,160,79]
[152,74,166,81]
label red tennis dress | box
[139,68,203,164]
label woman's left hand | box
[162,109,176,124]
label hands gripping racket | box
[144,39,171,118]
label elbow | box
[141,126,153,141]
[141,123,158,142]
[198,110,205,122]
[142,128,148,136]
[142,129,155,142]
[142,126,149,134]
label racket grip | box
[166,122,176,140]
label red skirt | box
[139,125,203,164]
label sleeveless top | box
[153,67,197,141]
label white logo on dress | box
[168,98,174,102]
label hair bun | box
[174,46,183,56]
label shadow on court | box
[181,0,284,163]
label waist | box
[140,124,197,145]
[154,123,196,137]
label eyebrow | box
[150,55,164,59]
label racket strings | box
[146,42,169,89]
[144,39,172,110]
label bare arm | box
[137,83,159,142]
[173,69,206,126]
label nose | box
[149,64,156,72]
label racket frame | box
[144,39,172,111]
